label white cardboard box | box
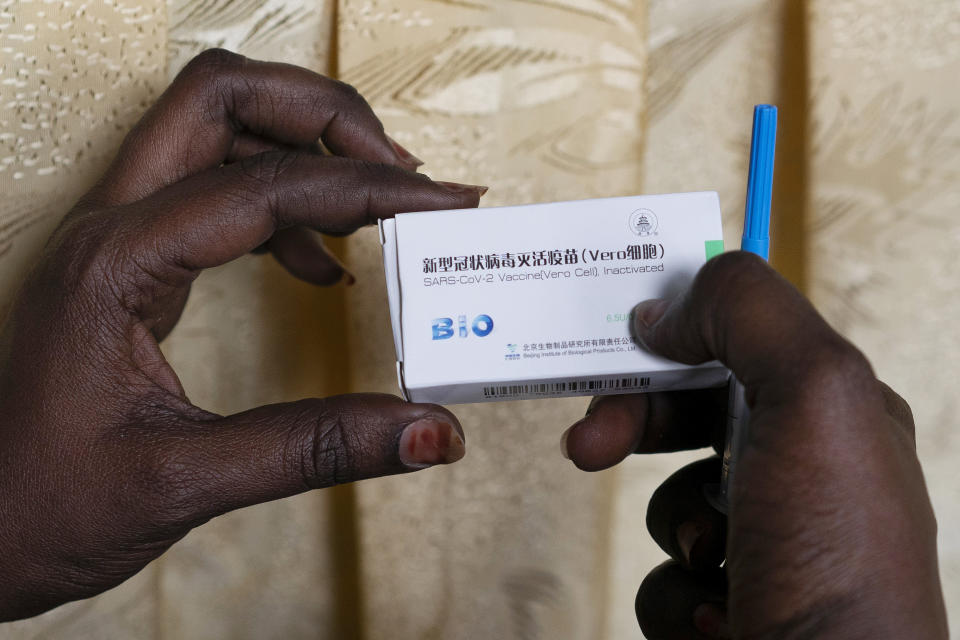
[379,192,730,404]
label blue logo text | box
[432,314,494,340]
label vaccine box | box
[379,192,730,404]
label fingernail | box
[386,134,424,168]
[676,521,705,565]
[631,299,670,330]
[693,603,731,639]
[399,418,465,468]
[435,181,489,197]
[324,250,356,286]
[560,427,571,460]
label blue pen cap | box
[742,105,777,261]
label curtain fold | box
[607,0,789,634]
[2,2,166,634]
[806,0,960,624]
[338,2,645,637]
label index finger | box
[114,153,483,282]
[90,49,417,205]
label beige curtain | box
[2,1,958,638]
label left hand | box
[0,49,482,621]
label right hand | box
[561,252,949,639]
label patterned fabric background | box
[2,0,958,638]
[338,2,644,638]
[807,0,960,627]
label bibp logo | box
[432,314,494,340]
[629,208,658,236]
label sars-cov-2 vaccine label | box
[379,192,730,404]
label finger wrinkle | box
[310,408,354,489]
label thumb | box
[153,394,464,526]
[627,251,856,397]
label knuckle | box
[878,380,916,439]
[814,338,872,381]
[48,212,130,301]
[796,337,875,404]
[695,250,769,297]
[323,79,380,130]
[878,380,912,418]
[682,251,773,354]
[70,213,197,314]
[180,48,244,80]
[330,79,365,108]
[47,214,100,268]
[175,49,246,124]
[299,400,358,489]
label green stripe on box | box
[704,240,724,261]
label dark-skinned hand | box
[561,252,949,639]
[0,49,485,621]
